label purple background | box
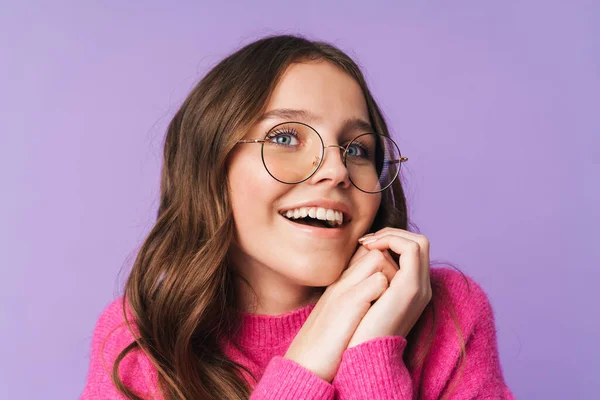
[1,1,598,398]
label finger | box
[361,230,430,282]
[342,244,397,280]
[347,244,370,267]
[363,229,430,256]
[369,228,429,246]
[338,245,370,280]
[381,249,399,271]
[344,271,389,320]
[376,250,399,284]
[355,241,398,271]
[339,249,397,290]
[361,234,422,285]
[367,229,430,255]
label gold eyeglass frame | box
[237,121,408,193]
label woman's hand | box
[283,228,406,382]
[346,228,432,349]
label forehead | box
[259,61,373,134]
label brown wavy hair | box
[110,34,469,399]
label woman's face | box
[227,61,381,293]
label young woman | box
[80,34,514,399]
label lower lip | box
[280,215,350,238]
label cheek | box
[228,154,286,235]
[355,192,382,230]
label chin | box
[283,258,346,287]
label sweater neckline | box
[231,302,317,349]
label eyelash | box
[267,127,298,138]
[266,128,299,147]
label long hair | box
[108,34,468,399]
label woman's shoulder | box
[89,296,139,357]
[81,296,160,399]
[429,265,498,331]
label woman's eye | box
[270,133,298,145]
[346,144,366,157]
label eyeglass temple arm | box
[237,139,266,144]
[385,157,409,165]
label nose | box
[308,144,351,189]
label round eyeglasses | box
[237,121,408,193]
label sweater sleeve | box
[332,268,515,400]
[332,335,413,399]
[250,356,335,399]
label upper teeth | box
[281,207,344,226]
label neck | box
[229,254,325,316]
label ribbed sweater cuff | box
[251,355,334,400]
[332,336,412,400]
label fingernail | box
[358,233,374,241]
[361,237,378,245]
[358,236,378,245]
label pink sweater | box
[80,267,514,399]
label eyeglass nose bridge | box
[311,144,348,167]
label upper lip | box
[279,199,352,223]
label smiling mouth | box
[286,216,339,228]
[279,208,348,229]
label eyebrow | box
[257,108,375,135]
